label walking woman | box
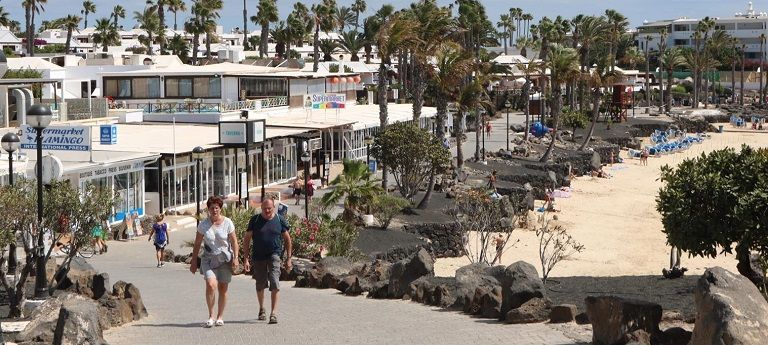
[189,196,239,328]
[148,214,170,268]
[291,178,303,205]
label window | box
[239,77,288,98]
[165,77,220,98]
[738,22,764,30]
[104,77,160,99]
[673,39,689,46]
[714,23,736,30]
[673,24,689,32]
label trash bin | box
[718,125,724,133]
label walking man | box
[243,198,292,324]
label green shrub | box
[318,215,361,258]
[371,194,410,229]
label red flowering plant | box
[290,215,323,258]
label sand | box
[434,126,768,278]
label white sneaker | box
[215,319,224,326]
[202,319,214,328]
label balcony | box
[127,96,289,124]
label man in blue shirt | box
[243,198,292,324]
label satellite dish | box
[34,155,64,184]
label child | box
[147,214,170,268]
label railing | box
[127,96,289,114]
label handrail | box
[126,96,288,114]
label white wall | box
[222,76,239,101]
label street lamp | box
[364,135,373,172]
[2,132,21,276]
[504,100,512,152]
[192,146,204,226]
[300,151,311,219]
[28,104,52,299]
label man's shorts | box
[252,253,281,291]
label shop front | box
[73,158,152,222]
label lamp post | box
[192,146,204,226]
[28,104,52,299]
[504,100,511,151]
[2,132,21,276]
[300,151,310,219]
[364,135,373,172]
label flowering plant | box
[291,216,323,258]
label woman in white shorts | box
[189,196,240,328]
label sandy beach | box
[435,126,768,278]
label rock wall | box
[403,223,464,258]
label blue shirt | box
[153,223,168,244]
[247,214,289,261]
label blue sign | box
[100,125,117,145]
[368,159,377,172]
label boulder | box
[98,297,134,327]
[480,286,503,319]
[16,295,68,344]
[505,297,552,324]
[549,304,578,323]
[294,276,309,288]
[335,275,357,294]
[53,296,104,345]
[367,281,390,299]
[585,296,662,345]
[123,283,148,320]
[623,329,652,345]
[344,277,366,296]
[359,259,392,284]
[55,257,98,298]
[162,249,175,262]
[661,327,692,345]
[574,312,590,325]
[496,261,545,317]
[689,267,768,345]
[387,248,434,299]
[92,273,110,300]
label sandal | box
[215,319,224,327]
[269,314,277,324]
[202,319,214,328]
[258,309,266,321]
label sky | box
[2,0,760,32]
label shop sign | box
[252,120,265,143]
[219,122,247,144]
[311,94,346,109]
[100,125,117,145]
[20,125,91,151]
[79,161,143,179]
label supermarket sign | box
[20,125,91,151]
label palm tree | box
[270,21,292,59]
[406,0,455,122]
[0,7,11,29]
[81,0,95,29]
[579,59,623,150]
[311,1,337,71]
[254,0,278,58]
[92,18,120,52]
[200,0,222,60]
[694,16,716,107]
[320,160,382,223]
[167,0,186,31]
[24,0,47,56]
[335,6,356,33]
[497,14,514,55]
[167,34,189,61]
[429,42,473,165]
[522,13,533,38]
[761,33,766,104]
[339,31,364,61]
[375,14,419,189]
[62,15,81,54]
[574,15,608,111]
[643,35,652,105]
[147,0,170,54]
[185,0,217,64]
[540,44,580,162]
[351,0,366,32]
[740,43,746,105]
[317,39,338,61]
[287,5,312,49]
[604,9,628,72]
[134,7,161,55]
[661,47,686,112]
[517,60,543,141]
[515,37,536,58]
[510,7,522,43]
[361,5,393,65]
[111,5,126,29]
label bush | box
[290,215,322,258]
[371,194,410,229]
[220,206,258,264]
[318,215,361,258]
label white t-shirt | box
[197,217,235,256]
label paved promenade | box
[85,113,593,344]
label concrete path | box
[91,225,577,345]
